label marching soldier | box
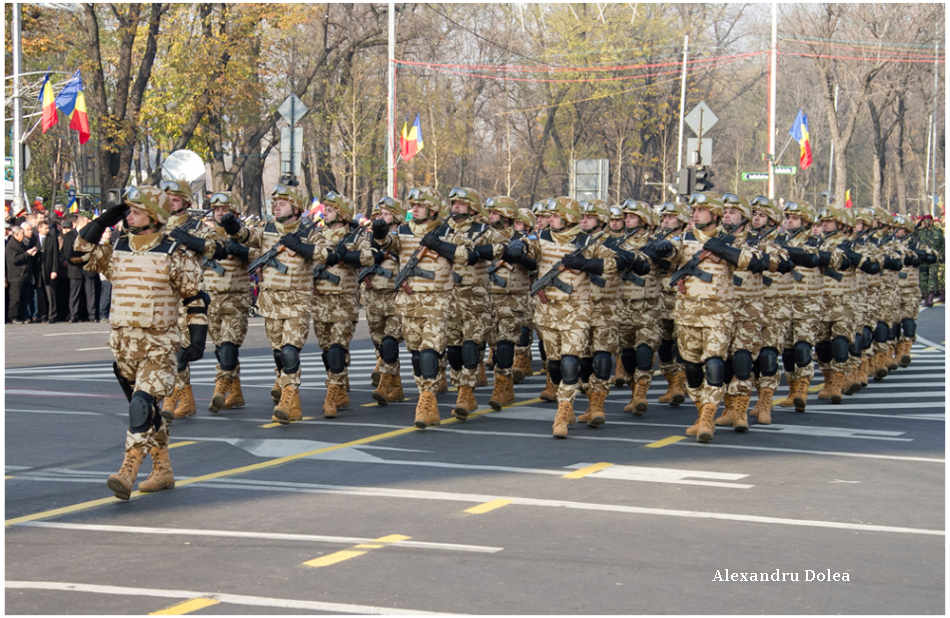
[484,196,540,410]
[850,207,885,389]
[74,186,208,499]
[669,192,766,442]
[512,208,539,382]
[310,191,370,418]
[605,204,634,388]
[202,191,254,414]
[531,197,626,438]
[653,202,690,407]
[893,215,937,365]
[220,183,330,424]
[869,210,905,380]
[358,196,406,405]
[917,214,944,306]
[159,179,226,421]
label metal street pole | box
[12,3,24,213]
[930,25,939,216]
[827,84,838,201]
[387,2,395,196]
[675,34,689,203]
[768,1,777,199]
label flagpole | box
[675,33,689,205]
[768,1,777,200]
[12,3,25,213]
[387,1,395,196]
[826,84,837,206]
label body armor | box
[536,229,595,302]
[450,221,490,287]
[396,225,454,293]
[109,236,179,330]
[260,222,312,291]
[677,233,733,300]
[314,226,360,296]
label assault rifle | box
[246,220,315,275]
[592,227,644,287]
[668,233,734,294]
[391,218,448,295]
[167,210,225,275]
[313,222,364,284]
[530,229,608,303]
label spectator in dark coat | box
[6,226,36,324]
[37,219,61,323]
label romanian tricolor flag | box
[789,110,813,170]
[54,71,91,145]
[38,71,58,134]
[399,114,424,162]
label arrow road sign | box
[741,172,770,181]
[773,166,798,175]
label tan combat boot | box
[475,361,488,388]
[273,385,301,424]
[209,378,231,414]
[828,371,844,404]
[898,341,913,368]
[387,373,406,402]
[161,386,180,423]
[731,395,750,432]
[453,385,477,421]
[323,384,350,418]
[436,370,448,395]
[657,372,677,404]
[139,422,175,493]
[686,400,704,436]
[752,388,774,424]
[173,385,197,419]
[817,373,834,400]
[488,373,515,410]
[792,378,809,412]
[886,345,899,371]
[371,358,381,388]
[716,394,737,426]
[224,378,244,409]
[624,379,650,416]
[577,390,607,427]
[668,371,687,406]
[872,352,888,381]
[106,432,148,501]
[696,403,717,442]
[413,391,440,428]
[552,400,576,438]
[539,374,558,402]
[613,358,627,387]
[841,368,859,396]
[512,354,526,384]
[859,358,870,387]
[271,378,283,404]
[776,377,797,407]
[372,373,394,406]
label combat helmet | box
[322,190,355,220]
[123,185,170,225]
[374,196,406,222]
[208,190,242,215]
[405,187,443,216]
[270,183,307,213]
[688,191,725,218]
[485,196,519,221]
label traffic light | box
[677,167,695,196]
[695,166,715,192]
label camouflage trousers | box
[265,315,310,389]
[536,324,589,404]
[726,298,764,397]
[619,299,661,386]
[111,325,179,404]
[491,294,530,378]
[447,286,493,388]
[364,288,402,376]
[783,295,822,382]
[402,314,448,394]
[676,320,732,408]
[312,293,359,387]
[658,292,682,375]
[816,296,854,374]
[754,297,791,392]
[208,291,250,381]
[174,307,191,389]
[898,284,920,343]
[919,264,941,295]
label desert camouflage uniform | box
[617,227,663,388]
[203,224,253,382]
[812,231,855,387]
[585,231,625,397]
[754,229,793,394]
[778,228,823,384]
[488,226,540,379]
[724,228,767,400]
[356,232,402,377]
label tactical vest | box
[536,230,593,302]
[260,222,312,292]
[897,248,919,288]
[678,233,733,300]
[784,233,823,297]
[109,236,179,330]
[619,232,660,301]
[396,225,454,293]
[365,241,400,291]
[450,222,490,287]
[204,254,249,293]
[314,227,359,296]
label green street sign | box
[774,166,797,175]
[741,172,770,181]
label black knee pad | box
[704,357,725,387]
[752,355,762,379]
[411,350,422,377]
[674,344,684,365]
[129,391,155,433]
[320,349,329,371]
[889,323,899,341]
[446,345,463,371]
[815,341,833,364]
[380,336,400,365]
[732,350,753,381]
[635,344,654,372]
[684,361,704,389]
[548,359,562,385]
[759,347,779,377]
[327,344,347,374]
[495,340,515,369]
[538,338,547,361]
[658,339,675,364]
[518,327,531,347]
[593,351,612,381]
[782,348,796,373]
[272,349,284,371]
[831,336,850,363]
[862,326,873,350]
[794,341,812,367]
[901,318,916,338]
[850,333,863,358]
[722,358,735,384]
[214,344,222,365]
[874,321,889,343]
[461,340,481,370]
[281,345,300,374]
[560,355,580,384]
[579,357,594,383]
[420,349,440,379]
[219,342,239,371]
[621,348,637,374]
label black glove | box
[817,250,832,267]
[786,246,820,268]
[903,254,916,266]
[521,256,538,271]
[502,240,525,264]
[371,218,389,240]
[702,236,728,257]
[883,256,903,271]
[617,249,650,275]
[280,234,315,260]
[325,246,341,266]
[340,250,363,268]
[220,212,241,235]
[170,227,208,255]
[562,252,587,271]
[421,235,460,261]
[844,249,864,267]
[226,240,250,261]
[474,244,495,261]
[372,249,386,264]
[420,232,441,249]
[80,203,128,244]
[777,259,794,274]
[652,240,674,258]
[212,242,229,260]
[180,323,208,364]
[639,245,657,261]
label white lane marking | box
[750,425,909,441]
[673,441,943,463]
[4,581,450,615]
[803,402,945,410]
[564,463,752,488]
[913,335,945,351]
[4,390,120,399]
[41,331,112,337]
[188,478,944,536]
[15,522,502,553]
[6,408,104,416]
[75,347,111,351]
[799,408,945,420]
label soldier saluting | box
[74,186,209,499]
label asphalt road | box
[5,305,946,614]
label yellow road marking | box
[167,441,196,450]
[923,346,937,351]
[807,384,823,393]
[302,534,410,568]
[362,398,417,407]
[149,598,220,615]
[5,476,13,480]
[260,416,315,428]
[6,398,541,527]
[465,499,512,514]
[645,435,686,448]
[563,462,614,479]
